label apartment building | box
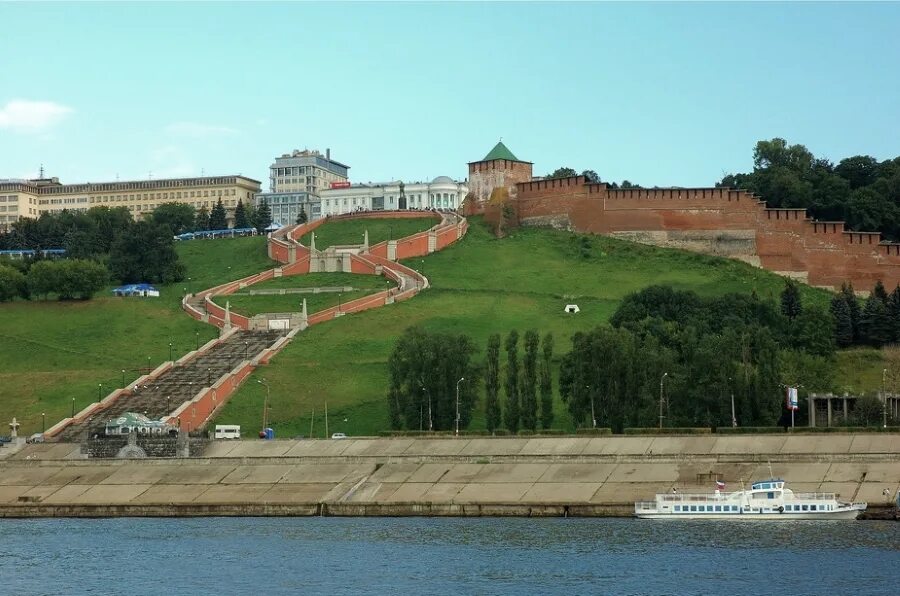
[254,148,349,225]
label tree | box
[539,333,554,429]
[790,306,835,357]
[255,198,272,233]
[581,170,600,183]
[296,204,308,225]
[233,199,249,229]
[195,206,210,231]
[780,278,802,320]
[830,294,854,348]
[835,155,880,190]
[545,167,577,180]
[872,280,889,305]
[484,334,502,433]
[26,260,60,299]
[152,202,196,235]
[209,198,228,230]
[860,294,892,347]
[108,221,185,284]
[850,395,885,427]
[386,327,480,431]
[889,285,900,342]
[504,331,520,432]
[55,259,108,300]
[840,283,861,341]
[0,265,25,302]
[520,330,539,431]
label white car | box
[331,433,347,440]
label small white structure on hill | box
[564,304,580,314]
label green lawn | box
[0,236,276,434]
[213,218,845,438]
[298,217,437,249]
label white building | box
[255,148,349,225]
[319,176,468,217]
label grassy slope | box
[297,217,436,249]
[214,219,846,438]
[0,236,275,434]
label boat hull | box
[635,508,864,520]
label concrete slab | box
[19,485,66,502]
[710,435,787,454]
[221,465,294,484]
[458,438,529,456]
[591,482,672,504]
[344,482,400,504]
[339,439,415,456]
[853,463,900,483]
[606,463,679,483]
[202,441,241,457]
[538,463,617,483]
[384,482,432,503]
[0,466,64,486]
[454,483,533,503]
[192,484,274,504]
[422,482,465,503]
[45,466,118,486]
[647,437,716,455]
[155,465,235,485]
[39,484,92,504]
[218,441,295,458]
[368,463,420,483]
[407,463,454,483]
[401,439,468,457]
[282,440,352,457]
[581,437,651,455]
[747,463,830,484]
[780,435,853,454]
[131,484,210,504]
[12,444,81,460]
[438,464,489,483]
[73,484,152,504]
[824,463,871,483]
[260,483,336,504]
[520,483,601,503]
[847,435,900,454]
[474,463,550,483]
[99,466,170,485]
[0,485,33,503]
[817,482,860,501]
[856,482,900,504]
[282,463,370,484]
[518,438,589,456]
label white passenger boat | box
[634,479,866,520]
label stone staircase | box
[54,330,283,442]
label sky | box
[1,2,898,189]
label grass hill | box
[212,218,859,439]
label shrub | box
[622,427,712,435]
[0,264,26,301]
[574,428,613,435]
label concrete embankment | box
[1,436,899,518]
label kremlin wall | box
[470,142,900,291]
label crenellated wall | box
[514,177,900,290]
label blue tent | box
[112,283,160,297]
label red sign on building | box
[330,181,351,189]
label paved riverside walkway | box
[2,436,899,517]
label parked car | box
[26,433,44,444]
[331,433,347,440]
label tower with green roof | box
[467,140,533,209]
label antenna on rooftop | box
[149,171,153,180]
[39,164,45,178]
[201,168,205,177]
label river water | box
[2,518,898,595]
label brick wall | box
[468,160,533,208]
[514,176,900,290]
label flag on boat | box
[715,480,726,491]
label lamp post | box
[207,367,212,386]
[195,332,200,351]
[167,395,171,414]
[71,397,75,417]
[455,377,465,436]
[42,412,45,433]
[121,369,126,387]
[659,372,669,429]
[883,368,888,429]
[728,376,737,428]
[587,384,596,429]
[244,341,249,361]
[147,356,151,372]
[98,383,102,402]
[337,293,342,314]
[168,342,173,362]
[258,378,270,431]
[425,386,432,432]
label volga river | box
[2,518,898,595]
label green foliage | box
[581,170,600,183]
[840,282,861,341]
[539,332,554,429]
[780,278,802,320]
[830,294,854,347]
[860,294,892,347]
[233,199,249,229]
[108,221,185,284]
[296,205,308,225]
[850,395,885,427]
[152,202,196,235]
[0,264,26,301]
[503,331,520,432]
[23,259,107,300]
[790,306,835,357]
[622,427,712,435]
[0,207,132,257]
[484,333,502,432]
[520,329,539,431]
[386,326,480,431]
[254,198,272,233]
[209,198,228,230]
[194,206,210,231]
[546,167,577,179]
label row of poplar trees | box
[484,331,555,433]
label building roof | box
[483,141,519,162]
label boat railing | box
[635,501,656,511]
[660,493,731,502]
[793,492,836,500]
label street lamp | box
[659,373,669,429]
[425,386,432,432]
[337,293,342,313]
[195,332,200,351]
[98,383,103,402]
[728,376,737,428]
[167,395,171,413]
[883,368,888,429]
[258,378,271,431]
[169,342,173,362]
[244,341,249,360]
[207,367,212,386]
[71,397,75,417]
[455,377,465,436]
[121,369,126,387]
[42,412,45,433]
[147,356,151,371]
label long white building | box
[319,176,468,217]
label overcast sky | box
[1,2,898,189]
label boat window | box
[690,506,697,512]
[714,506,721,512]
[810,505,816,511]
[675,506,680,511]
[802,505,808,511]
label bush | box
[25,259,108,300]
[623,427,712,435]
[715,427,785,434]
[0,264,26,301]
[574,428,614,435]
